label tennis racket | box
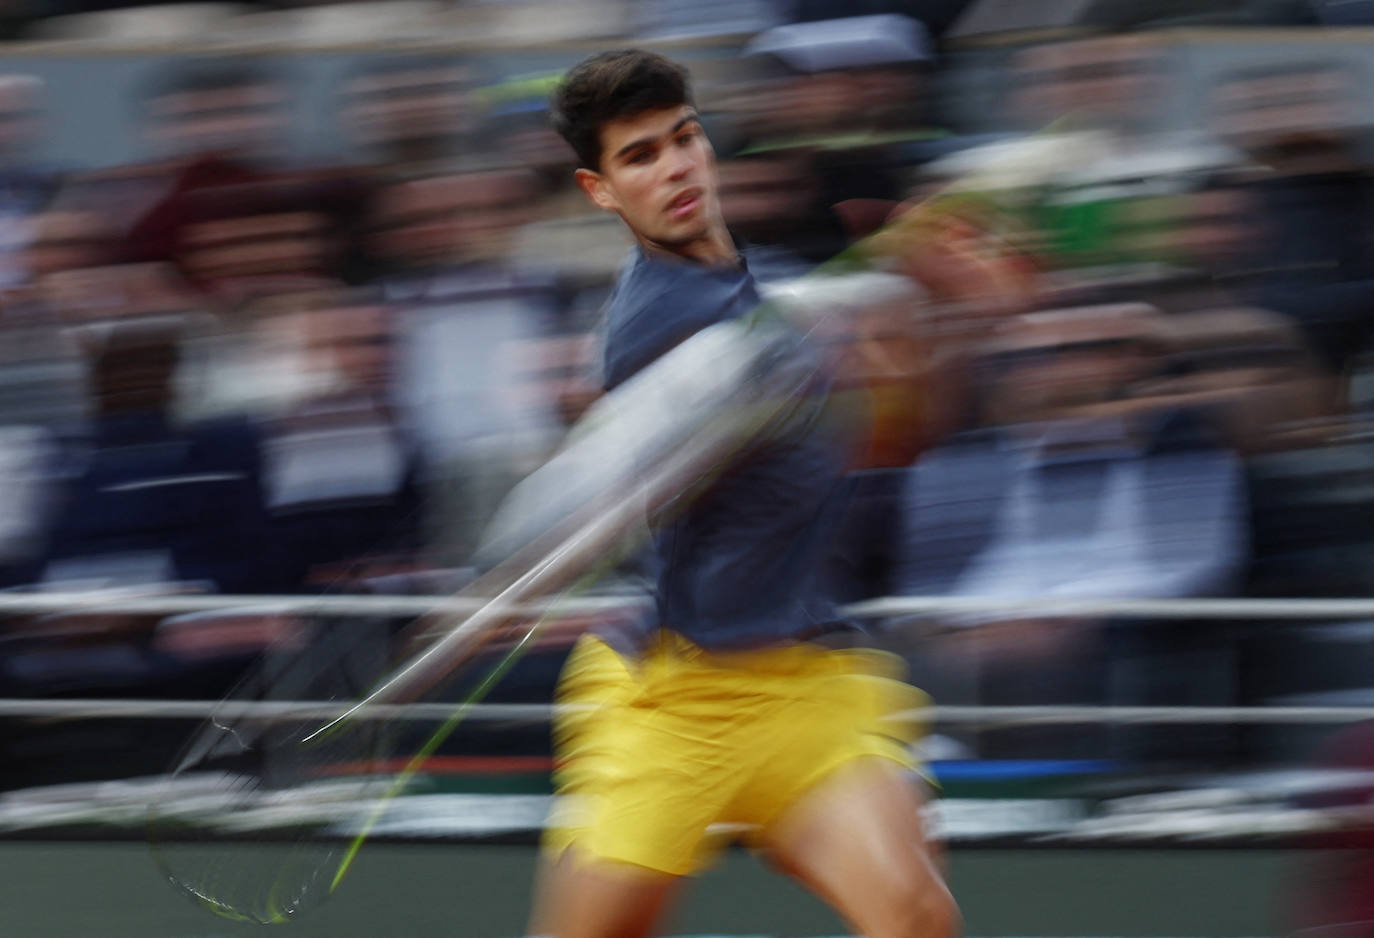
[146,312,822,924]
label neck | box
[637,221,737,267]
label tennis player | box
[530,49,961,938]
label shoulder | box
[602,249,676,337]
[599,250,759,389]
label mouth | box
[665,188,703,221]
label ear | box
[575,167,618,213]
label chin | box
[655,222,710,249]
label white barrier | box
[5,590,1374,620]
[2,699,1374,726]
[3,590,1372,727]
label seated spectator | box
[106,60,368,303]
[478,76,576,187]
[173,286,334,422]
[741,14,945,205]
[717,149,847,268]
[117,60,294,264]
[0,209,114,433]
[339,56,473,177]
[24,209,116,284]
[368,170,565,562]
[894,304,1248,762]
[1097,177,1264,313]
[925,37,1239,285]
[477,81,635,301]
[170,175,364,301]
[41,261,197,329]
[1148,306,1337,453]
[1210,61,1374,373]
[258,288,424,584]
[369,168,543,281]
[41,320,280,592]
[899,303,1245,601]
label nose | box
[665,145,693,182]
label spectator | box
[741,14,945,206]
[169,175,366,300]
[927,36,1239,280]
[115,60,367,301]
[476,75,629,297]
[0,208,116,433]
[1210,61,1374,374]
[895,304,1248,761]
[113,61,293,265]
[339,57,473,177]
[42,320,279,593]
[899,304,1245,600]
[174,286,334,422]
[1148,307,1336,453]
[717,148,847,267]
[258,288,425,585]
[477,73,578,186]
[369,169,542,279]
[370,169,565,562]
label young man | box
[531,49,960,938]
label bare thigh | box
[763,758,959,938]
[527,849,681,938]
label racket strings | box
[149,611,408,923]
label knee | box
[879,880,960,938]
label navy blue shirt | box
[601,246,854,650]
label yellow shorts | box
[542,630,929,876]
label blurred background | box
[2,2,1374,936]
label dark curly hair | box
[550,49,694,172]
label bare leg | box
[526,849,680,938]
[764,758,959,938]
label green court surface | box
[0,843,1307,938]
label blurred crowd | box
[0,7,1374,785]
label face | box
[1020,38,1161,131]
[373,171,533,267]
[989,315,1160,423]
[718,155,811,240]
[180,211,330,285]
[577,105,720,254]
[345,65,468,155]
[1213,69,1354,153]
[304,302,392,392]
[27,211,110,277]
[149,83,287,160]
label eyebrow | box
[612,112,699,163]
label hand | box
[872,202,1040,314]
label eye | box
[675,128,698,146]
[626,149,653,165]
